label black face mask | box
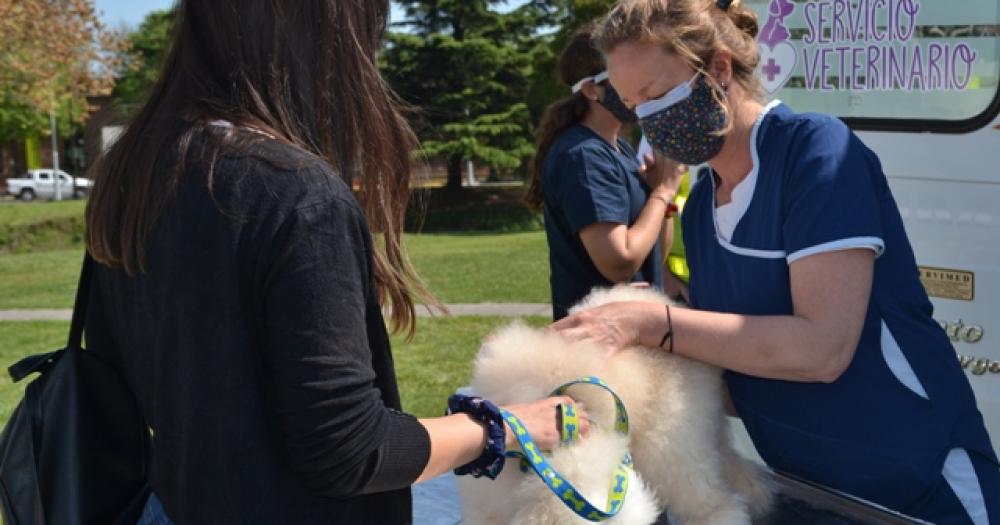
[572,71,638,126]
[599,80,639,125]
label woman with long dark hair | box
[84,2,573,522]
[526,25,685,320]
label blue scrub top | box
[543,124,664,320]
[684,102,997,512]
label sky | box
[93,1,529,31]
[93,0,176,30]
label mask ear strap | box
[571,76,594,94]
[571,71,609,94]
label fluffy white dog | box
[457,285,775,525]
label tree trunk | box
[0,143,9,180]
[446,154,464,190]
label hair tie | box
[716,0,734,10]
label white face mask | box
[635,74,699,120]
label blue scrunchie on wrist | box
[446,394,507,479]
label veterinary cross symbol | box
[763,58,782,82]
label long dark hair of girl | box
[525,25,606,212]
[85,0,433,336]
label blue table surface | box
[411,473,918,525]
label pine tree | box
[111,10,176,113]
[383,1,549,189]
[524,0,619,128]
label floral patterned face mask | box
[572,71,638,125]
[635,73,727,165]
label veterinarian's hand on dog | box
[502,397,589,452]
[551,301,664,356]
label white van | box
[732,0,999,461]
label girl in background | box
[526,25,685,320]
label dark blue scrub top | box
[542,124,663,320]
[683,102,997,514]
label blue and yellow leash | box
[501,376,634,522]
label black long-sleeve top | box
[85,130,431,524]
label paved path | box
[0,304,552,322]
[0,310,76,322]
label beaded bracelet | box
[446,394,507,479]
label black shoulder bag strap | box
[8,253,92,383]
[66,253,92,351]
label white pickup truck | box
[3,170,93,201]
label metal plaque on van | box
[919,267,975,301]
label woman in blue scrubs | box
[553,1,999,523]
[525,25,686,320]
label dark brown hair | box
[524,25,606,212]
[85,0,432,336]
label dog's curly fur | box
[457,286,775,525]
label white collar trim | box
[712,100,782,246]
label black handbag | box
[0,254,151,524]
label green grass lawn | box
[0,200,87,254]
[0,249,82,309]
[406,232,549,304]
[0,200,86,227]
[0,322,65,426]
[0,316,547,428]
[0,232,551,309]
[391,316,548,417]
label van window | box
[748,0,1000,131]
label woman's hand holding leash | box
[501,396,589,452]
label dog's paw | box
[724,457,775,519]
[697,505,752,525]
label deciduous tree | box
[0,0,128,141]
